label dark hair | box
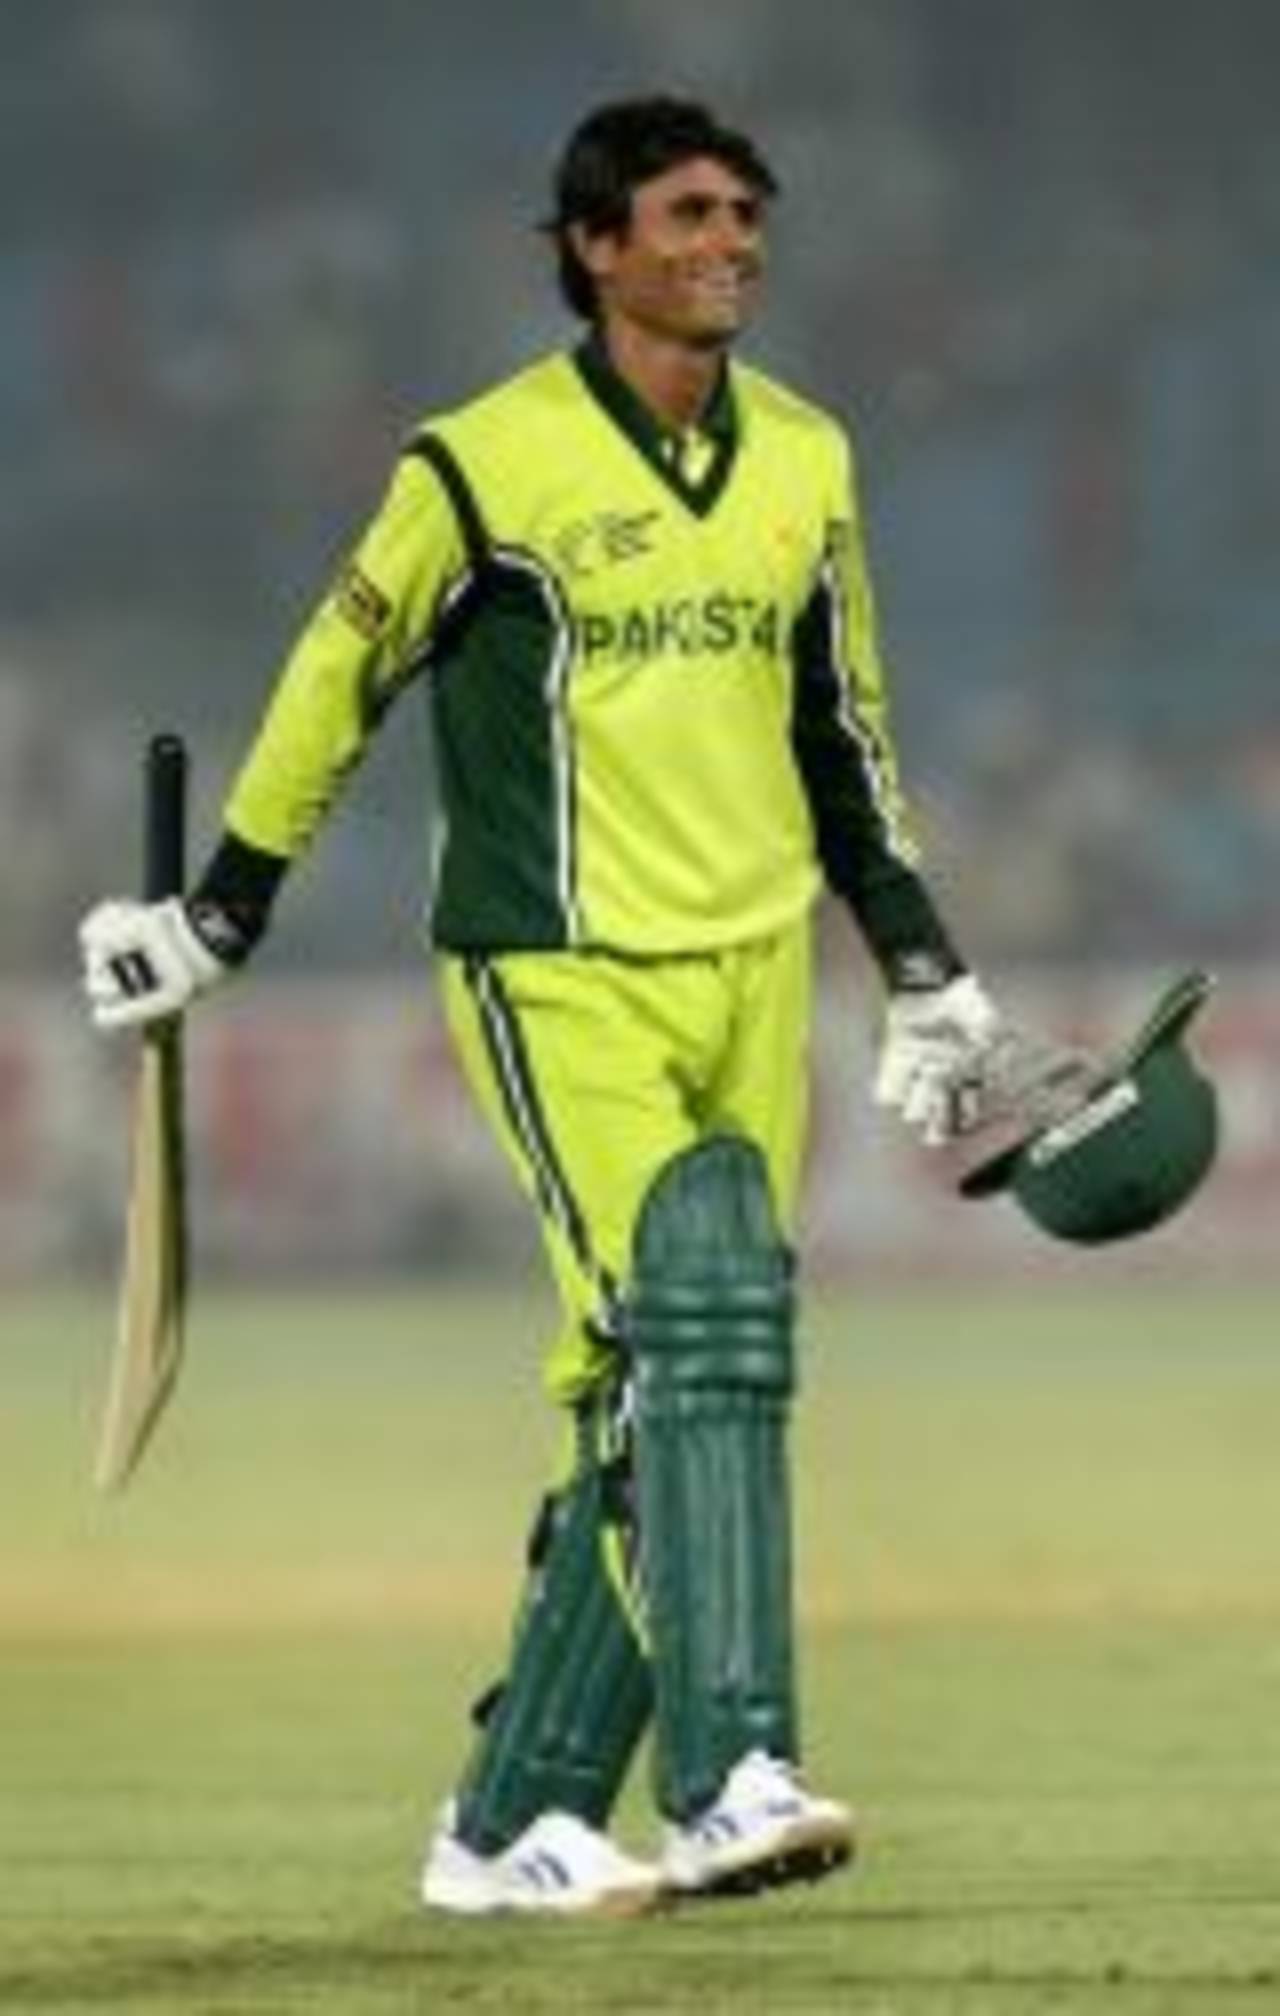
[545,96,779,320]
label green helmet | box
[959,972,1219,1245]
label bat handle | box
[145,733,188,901]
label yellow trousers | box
[440,915,813,1405]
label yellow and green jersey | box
[211,336,958,977]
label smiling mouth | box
[690,265,758,303]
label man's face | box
[576,155,767,348]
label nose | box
[711,203,760,261]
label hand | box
[874,974,1002,1146]
[79,896,230,1032]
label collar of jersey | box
[573,332,738,518]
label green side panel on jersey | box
[429,559,575,949]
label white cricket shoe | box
[662,1751,854,1899]
[421,1804,665,1919]
[420,1805,503,1916]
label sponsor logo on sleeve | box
[334,562,392,640]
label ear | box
[567,219,620,287]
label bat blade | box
[95,1026,188,1490]
[93,732,190,1494]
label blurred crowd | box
[2,0,1277,974]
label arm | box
[788,513,962,994]
[789,430,1000,1142]
[81,453,465,1028]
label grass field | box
[3,1282,1279,2013]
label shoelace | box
[693,1757,805,1840]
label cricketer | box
[78,98,1009,1916]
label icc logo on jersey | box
[554,510,661,579]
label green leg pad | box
[628,1135,799,1822]
[452,1415,652,1854]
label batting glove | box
[874,974,1003,1147]
[79,896,231,1031]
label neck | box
[597,318,725,431]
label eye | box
[670,194,716,225]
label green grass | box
[3,1283,1279,2012]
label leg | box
[420,1389,661,1917]
[629,1134,798,1817]
[451,1396,651,1851]
[428,940,848,1906]
[630,1135,852,1896]
[437,951,697,1842]
[424,952,701,1910]
[632,919,815,1816]
[627,917,855,1895]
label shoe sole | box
[425,1889,667,1920]
[559,1879,671,1921]
[671,1815,854,1903]
[498,1877,669,1921]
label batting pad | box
[628,1134,798,1822]
[452,1417,651,1853]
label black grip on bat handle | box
[145,733,188,902]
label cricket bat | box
[94,733,190,1492]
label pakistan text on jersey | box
[576,595,784,664]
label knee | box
[626,1135,794,1399]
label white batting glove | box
[79,896,230,1032]
[874,974,1003,1147]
